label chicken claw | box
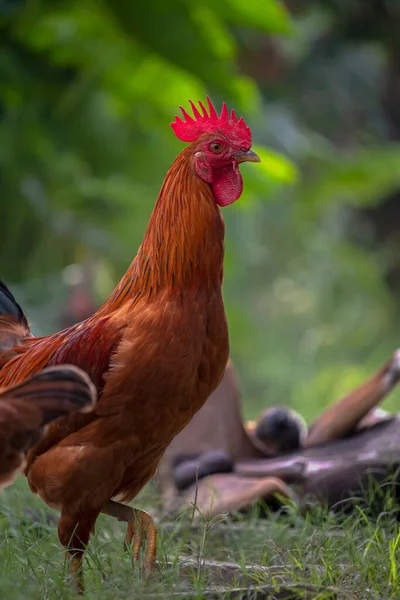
[125,509,157,576]
[102,500,157,578]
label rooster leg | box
[306,349,400,447]
[102,500,157,578]
[58,510,99,595]
[66,553,84,595]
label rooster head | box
[170,97,260,207]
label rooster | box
[0,98,260,592]
[0,365,96,490]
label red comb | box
[170,97,252,149]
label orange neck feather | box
[102,146,225,311]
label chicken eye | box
[210,142,223,154]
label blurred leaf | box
[252,144,300,184]
[300,147,400,209]
[105,0,238,97]
[211,0,293,34]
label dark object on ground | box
[250,406,307,454]
[173,449,234,491]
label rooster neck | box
[105,148,225,308]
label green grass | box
[0,476,399,599]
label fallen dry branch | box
[154,557,335,599]
[236,416,400,507]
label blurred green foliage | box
[1,0,400,422]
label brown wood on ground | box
[237,416,400,508]
[178,474,293,518]
[157,350,400,515]
[153,557,335,599]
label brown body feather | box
[0,143,229,547]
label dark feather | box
[0,280,28,327]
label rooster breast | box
[101,290,229,441]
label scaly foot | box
[102,500,157,578]
[124,508,157,577]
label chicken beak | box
[235,149,261,164]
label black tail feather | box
[0,280,28,326]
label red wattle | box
[211,164,244,207]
